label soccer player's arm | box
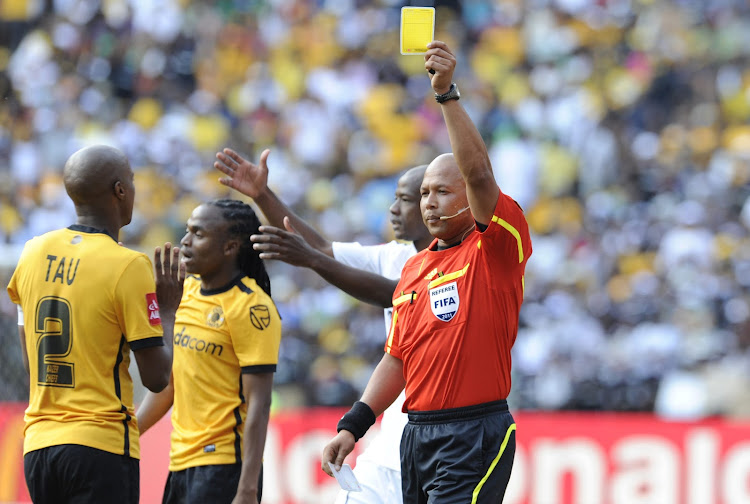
[7,266,29,377]
[232,294,282,502]
[118,256,172,393]
[329,241,407,308]
[252,222,399,308]
[425,41,499,226]
[17,326,29,376]
[14,306,29,376]
[136,372,174,434]
[214,148,334,256]
[302,251,398,308]
[236,372,273,503]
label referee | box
[322,41,532,502]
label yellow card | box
[400,6,435,55]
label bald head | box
[424,153,464,190]
[400,164,428,196]
[63,145,131,206]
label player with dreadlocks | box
[137,199,281,504]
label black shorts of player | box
[162,463,263,504]
[24,444,139,504]
[401,400,516,504]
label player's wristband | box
[337,401,376,442]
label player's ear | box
[224,238,240,258]
[113,180,126,200]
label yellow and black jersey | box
[169,275,281,471]
[6,225,165,458]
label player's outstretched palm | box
[154,242,185,316]
[214,148,271,199]
[250,217,317,267]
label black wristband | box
[336,401,376,442]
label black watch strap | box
[435,83,460,104]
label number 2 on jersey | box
[36,297,75,388]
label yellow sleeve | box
[229,291,282,371]
[7,269,19,305]
[385,304,404,359]
[6,239,33,305]
[114,254,163,344]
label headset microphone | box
[439,206,470,220]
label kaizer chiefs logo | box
[249,305,271,330]
[206,307,224,328]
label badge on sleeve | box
[430,281,459,322]
[146,293,161,325]
[249,305,271,330]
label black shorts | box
[24,444,139,504]
[401,400,516,504]
[162,463,263,504]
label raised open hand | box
[214,148,271,199]
[154,242,185,319]
[249,217,319,267]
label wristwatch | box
[434,83,460,104]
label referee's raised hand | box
[424,40,456,95]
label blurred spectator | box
[2,0,750,419]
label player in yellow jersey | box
[6,145,184,504]
[215,147,432,504]
[137,199,282,504]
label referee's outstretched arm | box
[424,41,500,227]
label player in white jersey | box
[329,241,414,502]
[214,148,431,503]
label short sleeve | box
[333,240,417,279]
[229,291,282,373]
[384,307,403,360]
[7,272,19,305]
[384,252,423,360]
[6,240,31,306]
[332,241,378,272]
[114,254,164,344]
[482,192,532,268]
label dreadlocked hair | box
[207,199,271,297]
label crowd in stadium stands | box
[2,0,750,419]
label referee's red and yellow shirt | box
[386,191,531,412]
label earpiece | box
[439,206,470,220]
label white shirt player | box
[331,239,417,501]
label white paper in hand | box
[328,462,362,492]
